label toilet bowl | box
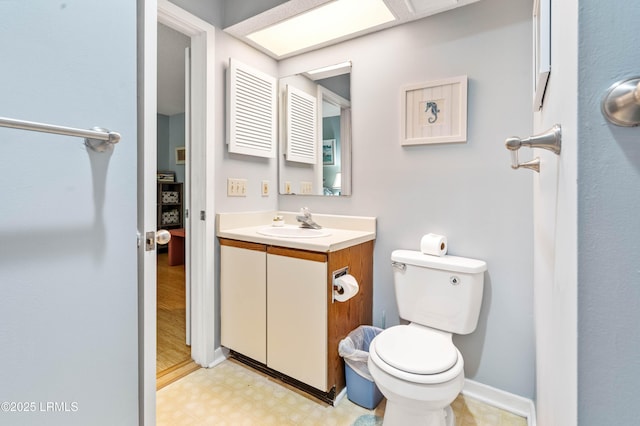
[368,324,464,426]
[369,249,487,426]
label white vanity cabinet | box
[220,240,267,364]
[219,236,374,404]
[267,247,328,391]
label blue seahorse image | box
[425,101,440,123]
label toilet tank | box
[391,250,487,335]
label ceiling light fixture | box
[246,0,396,57]
[306,61,352,80]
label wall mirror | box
[278,62,352,196]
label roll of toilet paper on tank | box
[420,233,448,256]
[334,274,359,302]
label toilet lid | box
[374,326,458,375]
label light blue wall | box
[0,1,139,424]
[169,113,186,184]
[578,0,640,424]
[157,113,171,171]
[278,0,535,398]
[157,113,186,184]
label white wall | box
[169,0,280,212]
[214,29,280,213]
[176,0,536,399]
[577,0,640,424]
[278,0,535,398]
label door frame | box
[157,0,216,366]
[140,1,217,423]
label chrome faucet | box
[296,207,322,229]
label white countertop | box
[216,211,376,252]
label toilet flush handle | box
[391,261,406,271]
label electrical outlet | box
[284,181,292,194]
[261,180,269,196]
[227,178,247,197]
[300,181,312,194]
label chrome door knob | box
[156,229,171,245]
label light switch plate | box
[300,181,312,194]
[227,178,247,196]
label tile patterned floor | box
[157,359,527,426]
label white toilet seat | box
[370,325,464,385]
[375,325,458,374]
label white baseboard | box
[462,379,536,426]
[206,347,229,368]
[333,387,348,406]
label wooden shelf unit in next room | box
[157,182,183,232]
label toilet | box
[368,249,487,426]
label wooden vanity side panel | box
[327,240,374,395]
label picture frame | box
[157,171,175,182]
[322,139,336,165]
[175,146,186,165]
[401,75,467,146]
[533,0,551,111]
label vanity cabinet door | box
[220,241,267,364]
[267,248,328,391]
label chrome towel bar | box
[0,116,121,152]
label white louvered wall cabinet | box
[226,58,277,158]
[285,84,318,164]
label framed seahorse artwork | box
[401,75,467,146]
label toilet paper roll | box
[334,274,359,302]
[420,233,448,256]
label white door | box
[0,2,140,425]
[531,1,577,424]
[184,46,192,345]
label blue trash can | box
[339,325,384,409]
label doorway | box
[156,22,193,385]
[141,2,217,420]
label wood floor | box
[157,252,191,375]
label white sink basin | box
[257,226,331,238]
